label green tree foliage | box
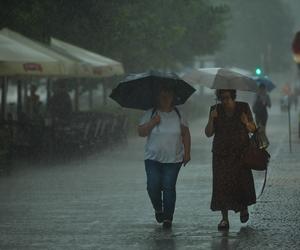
[0,0,229,72]
[216,0,294,73]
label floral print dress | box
[210,102,256,212]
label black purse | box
[242,128,270,171]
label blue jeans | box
[145,159,182,221]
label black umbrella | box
[109,70,196,110]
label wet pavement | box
[0,105,299,249]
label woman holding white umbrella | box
[183,68,261,230]
[205,88,257,230]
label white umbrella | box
[182,68,258,92]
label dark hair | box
[215,89,236,101]
[30,84,37,91]
[155,83,175,108]
[259,83,266,89]
[159,83,175,94]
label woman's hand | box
[210,109,218,120]
[151,114,161,126]
[241,112,256,132]
[183,153,191,167]
[138,114,161,137]
[241,112,249,125]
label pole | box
[1,76,8,121]
[88,83,93,110]
[46,78,51,110]
[1,77,6,121]
[103,81,107,105]
[288,96,292,153]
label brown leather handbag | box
[242,130,271,171]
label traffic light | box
[255,67,262,76]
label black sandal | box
[162,220,172,229]
[218,219,229,230]
[240,211,249,223]
[155,211,164,223]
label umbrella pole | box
[75,79,80,112]
[23,81,28,113]
[88,85,93,110]
[288,97,292,153]
[46,78,51,110]
[1,77,7,121]
[17,80,22,120]
[103,80,107,105]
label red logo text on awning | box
[23,63,43,72]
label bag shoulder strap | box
[257,169,268,200]
[151,108,157,118]
[174,106,181,119]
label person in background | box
[48,81,72,125]
[26,84,41,118]
[252,83,271,131]
[138,83,191,229]
[205,89,256,230]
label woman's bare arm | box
[205,108,217,137]
[181,125,191,166]
[241,103,256,133]
[137,115,160,137]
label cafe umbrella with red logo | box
[0,28,80,77]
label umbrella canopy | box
[0,28,82,77]
[229,67,251,76]
[50,38,124,78]
[109,70,196,110]
[253,76,276,92]
[182,68,258,92]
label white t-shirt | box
[139,107,188,163]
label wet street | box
[0,105,300,250]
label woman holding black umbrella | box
[205,89,257,230]
[138,84,191,229]
[110,70,195,229]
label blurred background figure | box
[280,83,299,111]
[252,83,271,131]
[48,81,72,125]
[26,84,41,119]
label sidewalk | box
[0,108,299,249]
[235,110,300,249]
